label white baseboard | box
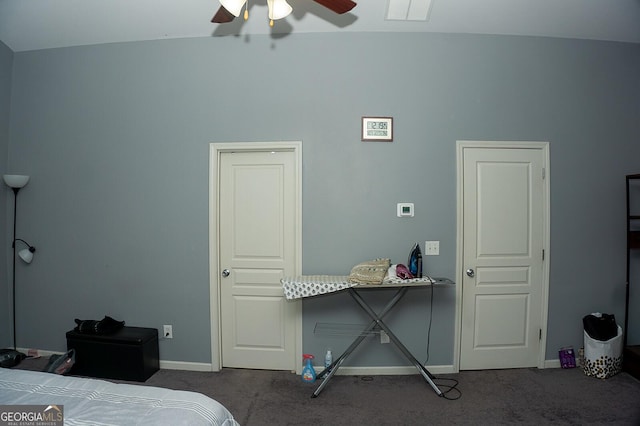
[328,360,565,375]
[18,348,215,372]
[17,347,64,359]
[135,360,566,373]
[314,364,456,376]
[19,347,561,374]
[161,362,456,375]
[545,359,561,369]
[545,358,582,369]
[159,360,213,371]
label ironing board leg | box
[348,288,444,397]
[311,288,407,398]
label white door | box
[458,142,549,370]
[216,146,301,371]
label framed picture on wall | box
[362,117,393,142]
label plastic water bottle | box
[324,349,332,372]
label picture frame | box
[362,117,393,142]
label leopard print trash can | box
[582,325,623,379]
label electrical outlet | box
[425,240,440,256]
[380,330,390,344]
[163,324,173,339]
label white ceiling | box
[0,0,639,52]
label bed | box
[0,368,239,426]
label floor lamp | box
[3,174,35,352]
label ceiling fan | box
[211,0,357,27]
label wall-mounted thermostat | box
[397,203,414,217]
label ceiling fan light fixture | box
[212,0,353,26]
[267,0,293,20]
[219,0,247,17]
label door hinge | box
[542,168,546,180]
[539,329,542,340]
[542,249,545,261]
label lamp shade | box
[3,174,30,189]
[18,248,34,264]
[219,0,247,17]
[267,0,292,20]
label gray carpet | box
[16,357,640,425]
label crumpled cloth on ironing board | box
[281,275,353,300]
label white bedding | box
[0,368,239,426]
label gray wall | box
[1,41,13,347]
[3,32,640,366]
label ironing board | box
[281,275,454,398]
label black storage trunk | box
[66,326,159,382]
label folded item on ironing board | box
[387,264,397,280]
[348,258,390,285]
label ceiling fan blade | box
[312,0,357,14]
[211,6,236,23]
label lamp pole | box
[3,174,30,352]
[10,187,19,350]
